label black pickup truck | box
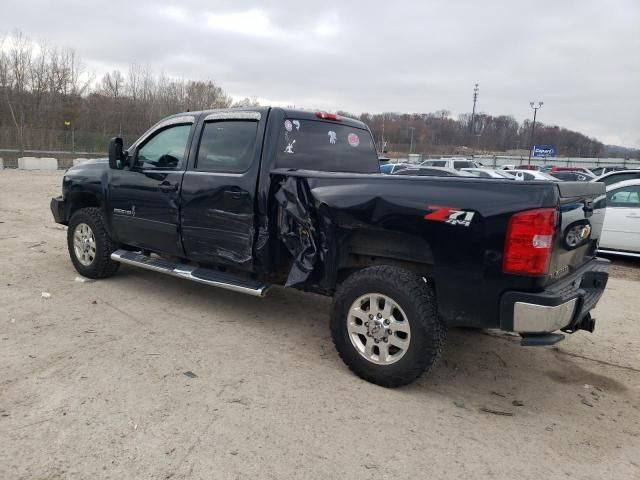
[51,107,610,387]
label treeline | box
[0,34,236,152]
[340,111,606,158]
[0,33,622,157]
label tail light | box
[315,111,341,121]
[503,208,558,275]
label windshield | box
[275,119,379,173]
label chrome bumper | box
[513,298,578,333]
[500,258,609,334]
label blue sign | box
[532,145,556,157]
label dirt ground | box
[1,170,639,480]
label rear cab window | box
[275,119,379,173]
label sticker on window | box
[284,120,293,132]
[292,120,300,131]
[328,131,337,144]
[348,133,360,147]
[284,140,296,154]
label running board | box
[110,249,269,297]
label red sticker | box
[425,206,475,227]
[348,133,360,147]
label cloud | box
[206,9,283,38]
[2,0,638,146]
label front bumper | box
[500,258,609,334]
[50,196,66,224]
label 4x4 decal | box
[424,206,475,227]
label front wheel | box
[67,207,120,279]
[330,266,445,387]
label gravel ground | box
[1,170,639,480]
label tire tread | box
[330,266,445,387]
[67,207,120,279]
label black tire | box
[67,207,120,279]
[330,266,446,388]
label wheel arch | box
[67,191,101,222]
[336,228,434,285]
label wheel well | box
[68,192,100,220]
[337,229,434,284]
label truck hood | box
[66,157,109,174]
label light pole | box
[527,101,543,165]
[470,83,479,134]
[408,126,415,154]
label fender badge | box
[424,206,475,227]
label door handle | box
[224,188,248,199]
[159,182,178,192]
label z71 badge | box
[424,207,475,227]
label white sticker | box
[284,139,296,154]
[348,133,360,147]
[328,131,337,144]
[292,120,300,131]
[284,120,293,132]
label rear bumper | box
[500,258,609,334]
[50,196,66,224]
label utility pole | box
[408,126,415,154]
[469,83,479,134]
[527,101,543,166]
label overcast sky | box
[3,0,639,147]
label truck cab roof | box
[162,107,370,131]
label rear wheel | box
[67,208,120,279]
[331,266,445,387]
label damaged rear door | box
[180,111,265,270]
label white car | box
[598,179,640,257]
[461,168,515,179]
[421,158,480,170]
[510,169,559,181]
[592,169,640,187]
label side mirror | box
[108,137,124,169]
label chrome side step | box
[110,249,269,297]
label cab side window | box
[196,121,258,173]
[136,124,191,170]
[607,186,640,207]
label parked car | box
[511,169,560,181]
[50,107,610,387]
[597,179,640,257]
[380,162,411,174]
[551,166,594,175]
[500,164,516,170]
[421,157,480,170]
[517,164,540,171]
[592,169,640,187]
[550,171,595,182]
[461,168,516,179]
[590,166,627,176]
[393,166,475,177]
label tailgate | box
[546,181,606,283]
